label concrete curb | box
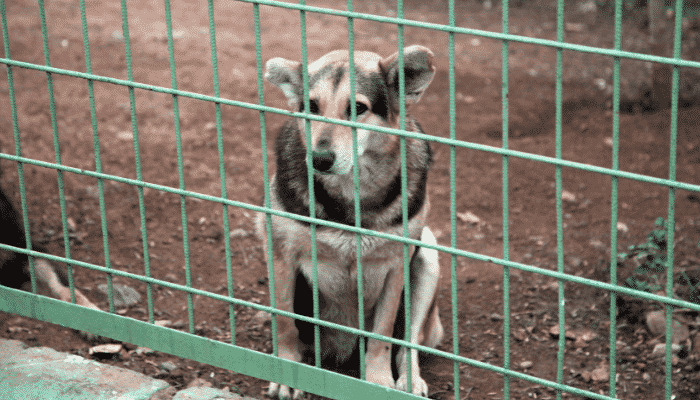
[0,339,258,400]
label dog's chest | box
[288,226,403,308]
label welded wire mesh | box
[2,1,700,399]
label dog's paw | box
[268,382,304,400]
[396,374,429,397]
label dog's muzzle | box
[312,150,336,173]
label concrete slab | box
[0,339,256,400]
[172,387,255,400]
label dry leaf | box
[89,343,122,356]
[457,211,481,225]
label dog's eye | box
[300,99,320,114]
[346,102,368,118]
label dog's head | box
[265,46,435,175]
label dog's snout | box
[312,150,335,172]
[316,137,331,150]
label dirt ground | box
[2,0,700,399]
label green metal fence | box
[1,0,700,399]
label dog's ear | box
[265,58,302,109]
[380,45,435,105]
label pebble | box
[159,361,178,372]
[651,343,682,358]
[97,283,141,308]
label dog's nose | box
[312,150,335,172]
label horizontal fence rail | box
[2,0,699,399]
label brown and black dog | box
[257,45,443,399]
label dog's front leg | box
[365,264,405,389]
[268,254,305,400]
[395,228,443,397]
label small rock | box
[578,0,597,13]
[512,328,528,342]
[604,137,614,147]
[132,346,155,355]
[616,222,629,234]
[594,78,607,91]
[646,310,665,335]
[578,329,596,342]
[652,343,682,358]
[117,131,133,141]
[186,377,213,388]
[573,329,595,349]
[489,313,504,321]
[548,325,576,340]
[229,228,249,239]
[589,239,605,249]
[567,256,584,268]
[97,283,141,308]
[67,217,77,232]
[580,370,592,383]
[646,310,690,344]
[520,361,533,369]
[159,361,178,372]
[561,190,576,203]
[591,363,609,382]
[565,22,586,32]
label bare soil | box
[2,1,700,399]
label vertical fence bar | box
[501,1,511,398]
[554,1,565,399]
[163,0,193,334]
[254,3,277,357]
[207,0,235,345]
[78,0,115,318]
[396,0,413,392]
[117,0,145,315]
[665,1,683,398]
[298,0,321,368]
[448,0,459,398]
[130,1,152,322]
[609,0,623,397]
[0,0,35,294]
[37,0,77,304]
[346,0,366,382]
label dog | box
[256,45,443,399]
[0,184,99,316]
